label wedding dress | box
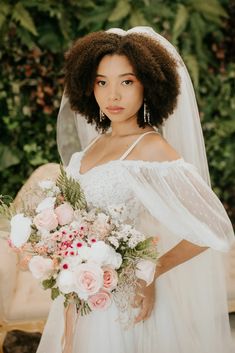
[36,131,234,353]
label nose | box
[108,84,121,102]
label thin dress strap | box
[119,131,159,160]
[82,135,101,153]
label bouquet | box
[0,167,158,323]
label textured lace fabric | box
[65,151,145,227]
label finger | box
[134,306,149,324]
[134,300,154,323]
[131,295,143,308]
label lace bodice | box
[66,151,146,226]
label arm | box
[155,240,208,279]
[134,240,208,324]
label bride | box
[35,27,234,353]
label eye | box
[122,80,133,86]
[97,80,106,87]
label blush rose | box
[74,263,103,300]
[87,290,112,311]
[29,255,54,279]
[34,209,58,231]
[55,203,74,226]
[103,267,118,291]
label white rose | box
[10,213,32,247]
[28,255,54,279]
[90,241,122,269]
[77,245,92,261]
[135,260,156,286]
[57,270,76,294]
[36,197,56,213]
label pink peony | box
[55,203,74,226]
[88,290,112,311]
[74,263,103,299]
[34,209,58,231]
[103,267,118,291]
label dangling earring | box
[100,109,105,122]
[144,99,151,125]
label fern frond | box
[56,165,87,210]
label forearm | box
[155,240,208,279]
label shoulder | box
[136,132,181,162]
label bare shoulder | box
[137,133,181,162]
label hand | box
[132,279,156,324]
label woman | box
[37,27,234,353]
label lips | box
[106,106,124,114]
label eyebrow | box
[96,73,136,77]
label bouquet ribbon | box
[61,303,77,353]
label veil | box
[57,26,211,186]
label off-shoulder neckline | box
[72,151,185,176]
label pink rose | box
[28,255,54,279]
[103,267,118,291]
[88,290,112,311]
[34,209,58,231]
[74,263,103,299]
[55,203,74,226]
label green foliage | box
[56,166,87,210]
[0,0,234,223]
[51,287,60,300]
[42,277,56,289]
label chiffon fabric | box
[37,132,234,353]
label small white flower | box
[10,213,32,247]
[108,236,119,249]
[36,197,56,213]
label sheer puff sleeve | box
[123,159,234,251]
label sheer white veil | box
[57,26,211,186]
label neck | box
[109,118,153,137]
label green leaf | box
[108,0,131,22]
[12,2,38,36]
[42,277,56,290]
[172,4,189,43]
[51,287,60,300]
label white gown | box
[37,132,235,353]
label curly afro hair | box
[64,31,180,132]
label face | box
[93,54,144,123]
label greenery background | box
[0,0,234,223]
